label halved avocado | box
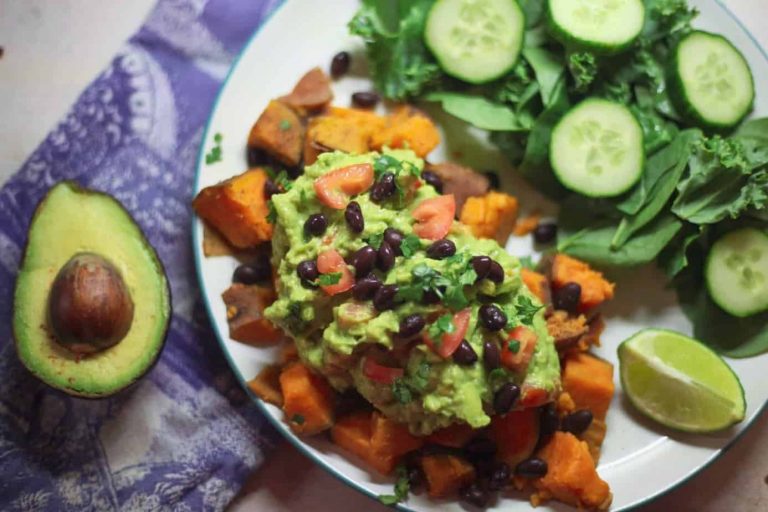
[13,182,171,397]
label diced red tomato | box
[363,357,404,384]
[501,326,538,372]
[316,249,354,295]
[314,163,374,209]
[519,385,549,408]
[424,308,471,358]
[412,194,455,240]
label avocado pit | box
[48,252,134,354]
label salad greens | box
[350,0,768,356]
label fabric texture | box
[0,1,284,510]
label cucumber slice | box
[547,0,645,54]
[424,0,525,84]
[550,98,644,198]
[671,31,755,130]
[706,228,768,318]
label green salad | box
[349,0,768,357]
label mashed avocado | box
[265,150,559,435]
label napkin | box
[0,0,285,509]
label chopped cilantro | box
[279,119,292,131]
[514,295,544,326]
[213,133,222,143]
[519,255,537,270]
[285,301,305,331]
[507,340,521,353]
[372,154,421,204]
[378,464,410,505]
[487,367,510,390]
[391,378,413,404]
[428,314,455,342]
[273,170,293,191]
[317,272,342,286]
[291,414,305,425]
[391,362,431,405]
[365,232,385,250]
[399,234,422,258]
[266,200,277,224]
[205,132,223,165]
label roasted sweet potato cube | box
[370,106,440,158]
[305,107,385,157]
[248,100,304,166]
[534,432,612,510]
[460,191,519,243]
[221,283,283,345]
[331,410,374,462]
[193,168,273,248]
[562,352,615,421]
[369,412,424,474]
[247,364,283,406]
[546,310,590,351]
[521,268,549,304]
[280,362,335,435]
[426,422,477,448]
[488,408,540,469]
[552,254,615,310]
[424,161,490,214]
[421,454,476,498]
[280,67,333,114]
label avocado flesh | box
[13,182,171,397]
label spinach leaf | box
[523,47,565,106]
[424,92,532,131]
[349,0,441,100]
[657,224,705,278]
[518,0,546,28]
[558,213,683,266]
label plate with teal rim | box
[192,1,768,510]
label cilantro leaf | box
[266,200,277,224]
[291,414,305,425]
[507,340,521,353]
[279,119,292,131]
[391,378,413,404]
[365,232,385,250]
[317,272,342,286]
[428,314,455,341]
[400,234,422,258]
[514,295,544,326]
[518,255,537,270]
[378,464,411,505]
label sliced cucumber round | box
[550,98,644,198]
[671,31,755,130]
[547,0,645,54]
[706,228,768,318]
[424,0,525,84]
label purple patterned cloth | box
[0,1,285,510]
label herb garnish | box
[291,414,305,425]
[399,234,422,258]
[317,272,342,286]
[372,154,421,203]
[390,362,431,405]
[205,132,223,165]
[364,232,385,250]
[391,379,413,404]
[427,314,455,343]
[507,340,521,353]
[514,295,544,326]
[266,200,277,224]
[279,119,292,131]
[378,464,410,505]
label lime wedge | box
[618,328,746,433]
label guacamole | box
[265,150,559,435]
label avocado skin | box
[12,181,172,399]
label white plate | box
[192,1,768,510]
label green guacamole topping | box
[265,149,560,435]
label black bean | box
[514,458,548,478]
[488,260,505,283]
[421,170,443,193]
[330,51,350,78]
[561,409,593,435]
[377,241,395,271]
[407,465,425,490]
[465,437,496,458]
[479,304,507,331]
[285,165,303,179]
[484,171,501,190]
[345,201,365,233]
[493,383,520,415]
[247,146,273,168]
[370,172,396,203]
[351,91,380,109]
[350,245,377,277]
[398,314,425,338]
[233,258,271,285]
[459,482,489,508]
[297,259,319,283]
[452,340,478,365]
[473,458,496,478]
[471,256,492,280]
[383,228,404,255]
[483,340,501,370]
[426,239,456,259]
[540,404,560,438]
[553,282,581,313]
[421,288,442,305]
[533,222,557,245]
[352,274,382,301]
[304,213,327,237]
[263,179,281,199]
[488,462,511,491]
[373,284,399,311]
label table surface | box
[1,1,767,511]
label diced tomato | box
[316,249,354,295]
[363,357,404,385]
[424,308,472,358]
[519,385,549,408]
[314,163,374,209]
[501,326,538,372]
[412,194,455,240]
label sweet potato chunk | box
[581,418,608,463]
[460,191,519,244]
[305,111,380,158]
[546,310,590,351]
[426,422,477,448]
[193,168,273,248]
[424,161,490,214]
[370,106,440,158]
[489,408,540,469]
[421,454,476,498]
[551,254,615,310]
[513,213,541,236]
[248,100,304,166]
[280,362,335,435]
[369,412,424,474]
[562,352,615,421]
[221,283,283,345]
[280,67,333,113]
[247,364,283,406]
[534,432,612,510]
[331,410,374,463]
[521,268,549,304]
